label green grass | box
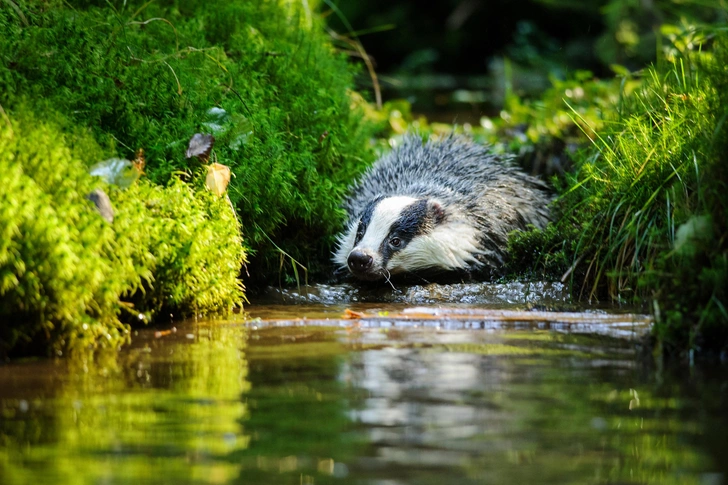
[509,25,728,358]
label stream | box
[1,282,726,484]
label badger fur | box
[333,135,552,282]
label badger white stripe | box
[357,196,418,252]
[387,220,483,273]
[333,196,419,270]
[333,219,358,268]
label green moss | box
[0,0,378,282]
[0,110,128,355]
[0,107,246,356]
[111,177,246,320]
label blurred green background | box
[329,0,726,119]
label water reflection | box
[0,322,250,484]
[0,311,725,485]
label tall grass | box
[512,25,728,357]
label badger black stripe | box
[379,199,430,263]
[354,195,384,246]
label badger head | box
[333,196,484,281]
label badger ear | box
[427,198,446,224]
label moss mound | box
[0,108,245,356]
[0,0,377,282]
[111,177,246,320]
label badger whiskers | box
[382,268,397,291]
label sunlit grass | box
[511,26,728,356]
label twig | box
[3,0,29,27]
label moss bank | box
[0,108,245,356]
[0,0,378,283]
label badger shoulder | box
[334,135,552,282]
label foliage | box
[593,0,727,70]
[336,0,726,77]
[477,69,629,176]
[0,107,245,356]
[0,108,129,355]
[510,25,728,357]
[365,70,626,178]
[352,4,728,358]
[0,0,378,283]
[111,177,246,320]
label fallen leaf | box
[343,309,366,319]
[89,158,142,188]
[86,188,114,223]
[206,162,231,196]
[132,148,146,174]
[186,133,215,161]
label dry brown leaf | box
[132,148,146,175]
[206,162,231,196]
[343,309,366,319]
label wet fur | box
[334,135,552,281]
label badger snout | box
[347,249,374,273]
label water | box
[1,285,726,485]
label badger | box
[333,134,552,282]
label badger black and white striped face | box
[334,196,484,281]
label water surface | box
[1,290,726,485]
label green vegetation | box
[357,3,728,359]
[0,0,381,355]
[0,108,245,356]
[362,70,626,177]
[0,108,126,355]
[110,175,246,320]
[1,0,725,360]
[344,21,728,358]
[0,0,378,282]
[507,24,728,358]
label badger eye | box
[389,237,402,248]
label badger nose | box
[348,250,373,272]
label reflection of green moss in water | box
[462,366,709,485]
[0,324,250,484]
[429,330,627,358]
[457,389,706,484]
[0,322,720,485]
[585,387,709,485]
[231,325,360,484]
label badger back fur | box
[334,135,552,282]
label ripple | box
[257,281,572,307]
